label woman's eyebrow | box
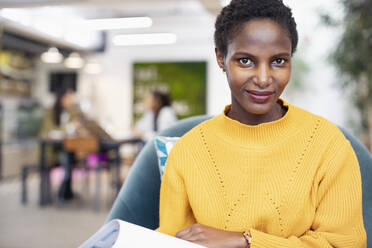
[233,52,257,58]
[272,53,291,57]
[232,52,291,58]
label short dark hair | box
[214,0,298,57]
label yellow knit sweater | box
[157,101,366,247]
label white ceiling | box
[0,0,222,51]
[0,0,222,16]
[0,0,79,6]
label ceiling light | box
[82,17,152,30]
[41,47,63,63]
[64,52,84,69]
[0,7,104,50]
[112,33,177,46]
[0,8,31,26]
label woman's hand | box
[176,224,247,248]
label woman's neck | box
[227,101,286,126]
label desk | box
[38,137,144,206]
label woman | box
[134,90,177,140]
[41,89,80,138]
[156,0,366,247]
[41,88,80,200]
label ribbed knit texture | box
[156,101,367,247]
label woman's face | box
[61,90,75,110]
[144,93,161,112]
[216,19,292,117]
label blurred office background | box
[0,0,370,247]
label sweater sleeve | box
[249,141,367,248]
[156,145,196,236]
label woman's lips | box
[246,90,274,103]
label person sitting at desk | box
[40,88,82,200]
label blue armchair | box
[106,116,372,245]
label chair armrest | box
[339,127,372,242]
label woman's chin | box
[243,101,275,116]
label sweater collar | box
[214,99,300,147]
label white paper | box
[79,219,206,248]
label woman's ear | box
[215,48,225,71]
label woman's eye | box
[272,58,286,65]
[239,58,252,65]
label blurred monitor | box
[49,72,77,92]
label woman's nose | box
[255,64,270,88]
